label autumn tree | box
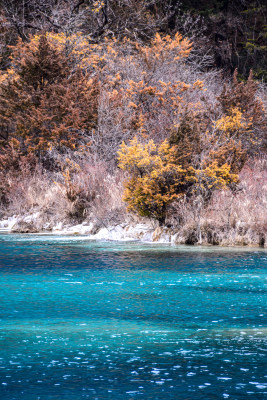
[0,33,98,160]
[91,32,206,161]
[118,134,239,226]
[118,138,194,223]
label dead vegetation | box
[166,157,267,246]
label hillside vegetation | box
[0,1,266,245]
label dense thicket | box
[1,0,266,79]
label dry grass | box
[167,157,267,246]
[1,166,68,229]
[0,153,127,231]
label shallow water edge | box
[0,215,266,247]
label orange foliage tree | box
[0,33,98,158]
[118,137,194,223]
[118,135,239,225]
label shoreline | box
[0,214,265,248]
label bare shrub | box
[1,151,127,230]
[48,150,127,226]
[164,157,266,246]
[1,164,68,226]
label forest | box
[0,0,266,245]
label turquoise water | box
[0,234,266,400]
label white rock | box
[0,215,18,231]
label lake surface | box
[0,234,266,399]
